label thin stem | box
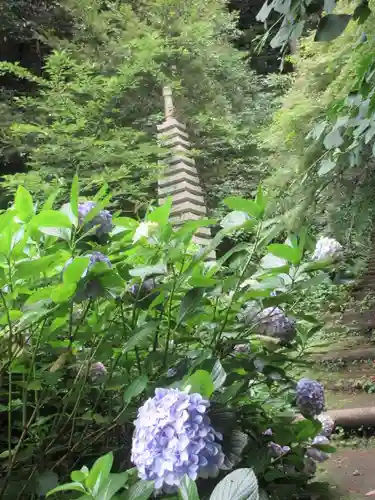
[163,266,177,369]
[0,290,13,472]
[0,390,47,499]
[214,222,263,349]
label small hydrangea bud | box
[254,358,265,373]
[263,428,273,436]
[65,252,112,302]
[303,457,317,476]
[296,378,325,418]
[233,344,250,354]
[131,388,225,490]
[167,368,177,378]
[129,278,158,309]
[306,447,330,463]
[90,362,107,382]
[312,237,343,261]
[78,201,113,238]
[269,442,290,457]
[256,307,296,344]
[316,414,335,438]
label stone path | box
[321,448,375,499]
[310,335,375,499]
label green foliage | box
[257,0,371,52]
[0,0,275,211]
[0,181,339,499]
[263,4,375,264]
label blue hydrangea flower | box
[312,237,342,261]
[263,428,273,436]
[78,201,113,237]
[64,252,112,302]
[131,388,225,490]
[296,378,325,418]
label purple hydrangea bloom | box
[65,252,112,302]
[296,378,325,418]
[263,428,273,436]
[312,237,343,261]
[78,201,113,238]
[90,362,107,381]
[256,307,296,343]
[131,388,225,490]
[317,413,335,438]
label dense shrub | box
[0,180,338,499]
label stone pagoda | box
[157,86,214,257]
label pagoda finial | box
[162,86,174,118]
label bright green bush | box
[0,180,338,499]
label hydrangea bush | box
[0,180,340,500]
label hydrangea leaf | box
[209,468,259,500]
[178,475,200,500]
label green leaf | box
[224,196,262,218]
[209,468,259,500]
[129,264,167,279]
[221,211,250,230]
[42,189,60,211]
[178,288,204,323]
[353,0,371,24]
[124,480,154,500]
[123,375,148,404]
[294,419,322,441]
[71,470,88,483]
[86,452,114,492]
[324,0,336,13]
[178,475,200,500]
[15,254,63,279]
[15,186,34,221]
[70,174,79,217]
[267,244,301,265]
[32,210,72,229]
[183,370,214,398]
[37,471,59,496]
[211,360,226,391]
[315,14,351,42]
[97,472,129,500]
[63,257,90,285]
[122,322,158,353]
[255,185,266,214]
[47,482,87,497]
[323,129,344,149]
[256,1,274,22]
[148,198,172,225]
[318,158,336,176]
[51,283,77,303]
[260,253,288,269]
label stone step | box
[312,347,375,363]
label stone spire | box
[157,86,214,257]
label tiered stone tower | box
[157,86,213,255]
